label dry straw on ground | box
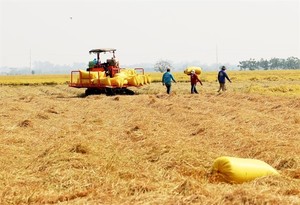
[0,78,300,204]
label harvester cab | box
[87,48,119,77]
[69,48,151,96]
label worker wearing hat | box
[217,66,232,92]
[190,70,203,94]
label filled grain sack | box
[137,75,144,85]
[212,156,279,183]
[142,75,149,84]
[110,77,124,87]
[184,66,202,75]
[99,77,111,86]
[77,79,92,85]
[127,76,139,86]
[98,71,106,78]
[79,70,99,79]
[146,75,152,84]
[114,72,128,79]
[120,68,136,76]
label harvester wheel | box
[124,88,135,95]
[85,88,92,96]
[105,88,115,96]
[85,88,104,96]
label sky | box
[0,0,299,69]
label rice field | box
[0,70,299,204]
[139,70,300,97]
[0,74,69,85]
[1,70,299,97]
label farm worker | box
[217,66,232,92]
[162,68,177,94]
[190,70,203,94]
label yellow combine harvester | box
[69,48,151,95]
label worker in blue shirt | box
[162,68,177,94]
[217,66,232,92]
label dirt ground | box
[0,84,299,204]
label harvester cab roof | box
[88,48,119,73]
[89,48,116,62]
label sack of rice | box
[98,71,106,78]
[142,75,149,84]
[138,75,144,85]
[121,68,136,76]
[100,77,111,86]
[110,77,124,87]
[114,72,128,79]
[184,66,202,75]
[146,75,152,84]
[127,76,139,86]
[212,156,279,183]
[77,79,91,85]
[79,70,99,79]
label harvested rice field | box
[0,73,300,204]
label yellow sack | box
[77,79,91,85]
[146,75,152,84]
[137,75,144,85]
[110,77,124,87]
[98,71,106,78]
[184,66,202,75]
[142,75,149,84]
[114,72,128,79]
[212,156,279,183]
[120,68,136,75]
[128,69,137,75]
[99,77,111,86]
[127,76,139,86]
[79,70,99,79]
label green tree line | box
[238,56,300,71]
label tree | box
[154,60,173,73]
[248,58,258,70]
[238,59,258,70]
[237,56,300,71]
[285,57,300,69]
[269,58,281,70]
[238,60,248,71]
[259,58,269,70]
[278,58,286,69]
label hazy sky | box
[0,0,299,68]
